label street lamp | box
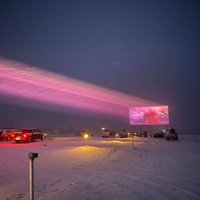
[84,134,89,146]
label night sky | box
[0,0,200,134]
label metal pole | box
[132,135,134,149]
[28,152,38,200]
[29,158,34,200]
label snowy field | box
[0,134,200,200]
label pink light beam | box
[0,58,159,119]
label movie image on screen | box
[129,105,169,125]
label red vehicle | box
[0,129,18,141]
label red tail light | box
[22,134,28,138]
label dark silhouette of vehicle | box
[14,128,44,143]
[102,130,116,138]
[119,129,129,138]
[134,131,140,137]
[134,131,148,137]
[141,131,148,138]
[153,131,164,138]
[165,128,178,140]
[0,129,18,141]
[0,131,3,141]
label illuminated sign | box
[129,105,169,125]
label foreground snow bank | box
[0,135,200,200]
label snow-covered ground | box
[0,134,200,200]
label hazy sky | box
[0,0,199,134]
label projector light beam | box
[0,58,159,120]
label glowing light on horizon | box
[0,58,159,119]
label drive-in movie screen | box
[129,105,169,125]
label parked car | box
[149,132,153,137]
[0,131,3,141]
[134,131,147,137]
[153,131,164,138]
[141,131,148,138]
[134,131,141,137]
[75,130,92,137]
[14,128,44,143]
[102,129,116,138]
[0,129,18,141]
[10,132,20,140]
[119,129,129,138]
[165,128,178,140]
